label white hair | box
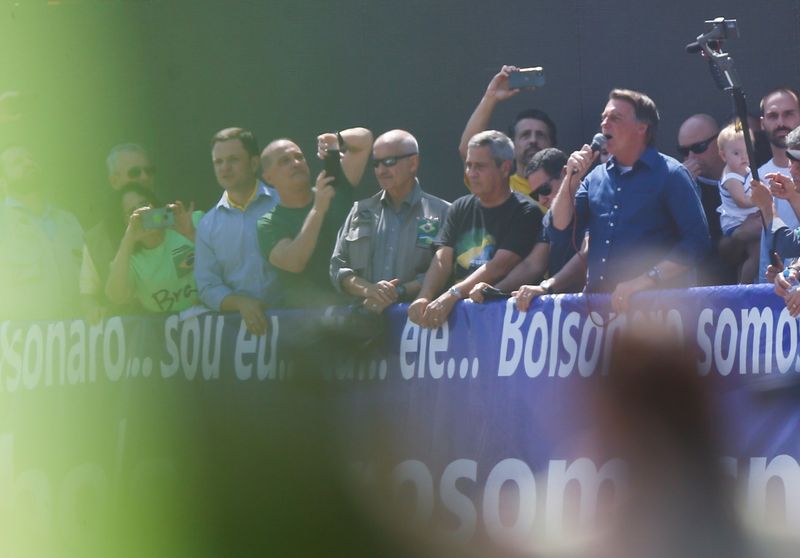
[106,143,147,176]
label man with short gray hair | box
[80,143,157,321]
[331,129,449,313]
[106,143,155,191]
[408,130,541,328]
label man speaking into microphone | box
[546,89,711,312]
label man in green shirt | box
[257,127,372,308]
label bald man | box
[257,127,372,308]
[677,114,735,284]
[331,130,450,313]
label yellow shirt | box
[227,185,258,211]
[509,174,533,196]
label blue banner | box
[1,285,798,552]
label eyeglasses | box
[372,153,417,168]
[127,165,156,179]
[532,184,553,200]
[787,149,800,163]
[677,133,718,158]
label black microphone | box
[590,133,607,153]
[571,134,607,174]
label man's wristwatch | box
[539,279,555,295]
[396,284,407,300]
[448,286,463,299]
[646,266,662,285]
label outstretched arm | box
[318,127,373,187]
[458,65,521,159]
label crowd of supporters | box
[1,75,800,328]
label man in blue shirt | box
[547,89,710,312]
[195,127,280,335]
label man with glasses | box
[107,143,156,191]
[0,146,84,321]
[257,127,372,309]
[331,130,450,313]
[676,114,736,284]
[524,147,567,212]
[80,143,159,321]
[469,147,588,304]
[408,130,541,328]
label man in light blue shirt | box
[195,127,279,335]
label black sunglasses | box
[372,153,417,168]
[677,133,718,158]
[532,184,553,200]
[127,165,156,179]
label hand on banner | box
[766,263,784,285]
[611,275,654,314]
[407,297,430,326]
[513,284,547,312]
[468,282,491,304]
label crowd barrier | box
[1,284,799,552]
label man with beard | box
[459,65,557,196]
[751,126,800,314]
[755,88,800,281]
[0,146,84,320]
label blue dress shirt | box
[195,182,280,310]
[546,147,711,293]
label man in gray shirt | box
[331,129,450,313]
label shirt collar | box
[380,179,422,209]
[3,196,52,217]
[217,180,274,210]
[606,145,659,173]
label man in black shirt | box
[257,127,372,308]
[408,130,541,328]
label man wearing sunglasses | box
[525,147,567,212]
[107,143,156,191]
[257,127,372,309]
[331,130,450,313]
[408,130,541,329]
[469,147,588,305]
[80,143,158,322]
[676,114,735,285]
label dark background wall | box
[2,0,800,225]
